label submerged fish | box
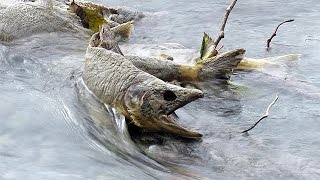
[0,0,134,41]
[0,0,88,41]
[89,27,245,83]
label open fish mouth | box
[159,113,203,138]
[157,89,204,138]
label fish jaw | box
[121,79,204,138]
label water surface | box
[1,0,320,179]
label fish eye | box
[163,90,177,101]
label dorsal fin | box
[99,24,124,55]
[110,20,133,38]
[199,32,218,61]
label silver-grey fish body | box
[82,46,204,138]
[83,46,156,105]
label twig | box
[242,94,279,134]
[212,0,238,50]
[266,19,295,50]
[217,44,224,52]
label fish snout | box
[162,88,204,115]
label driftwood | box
[266,19,295,50]
[199,0,238,60]
[212,0,238,53]
[242,94,279,134]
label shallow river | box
[1,0,320,179]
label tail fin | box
[237,54,301,70]
[260,54,301,62]
[199,32,218,61]
[197,48,245,80]
[111,20,133,39]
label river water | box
[1,0,320,179]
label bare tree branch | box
[212,0,238,50]
[242,94,279,134]
[266,19,295,50]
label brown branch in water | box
[242,94,279,134]
[212,0,238,51]
[266,19,295,50]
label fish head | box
[122,80,204,138]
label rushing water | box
[1,0,320,179]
